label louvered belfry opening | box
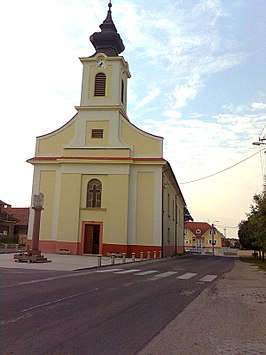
[94,73,106,96]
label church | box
[27,3,187,257]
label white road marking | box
[134,270,158,276]
[114,269,141,274]
[3,271,93,288]
[96,268,123,273]
[22,291,90,312]
[152,271,177,279]
[199,274,217,282]
[177,273,197,280]
[1,313,33,326]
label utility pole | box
[252,137,266,146]
[211,221,219,256]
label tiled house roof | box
[185,222,212,236]
[0,200,10,206]
[6,207,29,226]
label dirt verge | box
[139,260,266,355]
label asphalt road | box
[1,256,235,355]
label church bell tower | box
[78,2,131,118]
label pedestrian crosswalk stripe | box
[95,269,218,283]
[114,269,141,274]
[152,271,177,279]
[96,268,123,273]
[199,275,217,282]
[177,272,197,280]
[134,270,158,276]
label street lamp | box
[252,137,266,146]
[211,221,219,256]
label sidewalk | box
[138,259,266,355]
[0,252,140,271]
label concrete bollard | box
[153,251,157,259]
[159,250,162,258]
[147,251,151,260]
[122,253,126,263]
[4,244,8,250]
[97,255,102,267]
[111,254,115,265]
[140,252,144,261]
[16,244,19,251]
[132,252,135,262]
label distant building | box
[185,221,223,253]
[27,4,187,257]
[0,200,29,243]
[222,237,239,248]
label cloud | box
[251,102,266,110]
[119,0,245,111]
[172,83,201,109]
[134,88,161,110]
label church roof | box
[90,2,125,56]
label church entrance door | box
[84,224,100,254]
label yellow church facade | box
[27,4,186,257]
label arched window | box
[87,179,102,208]
[94,73,106,96]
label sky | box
[1,0,266,238]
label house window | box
[92,129,103,138]
[195,229,201,235]
[94,73,106,96]
[87,179,102,208]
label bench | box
[58,248,71,255]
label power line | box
[216,225,238,229]
[260,122,266,137]
[180,148,265,185]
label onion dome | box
[90,2,125,56]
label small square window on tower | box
[92,129,104,138]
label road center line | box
[22,290,95,313]
[0,271,93,289]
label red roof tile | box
[185,222,211,235]
[0,200,10,206]
[6,207,29,226]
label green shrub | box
[0,235,19,244]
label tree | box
[184,207,193,222]
[238,183,266,261]
[238,219,256,250]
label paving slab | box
[0,253,140,271]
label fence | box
[97,251,162,267]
